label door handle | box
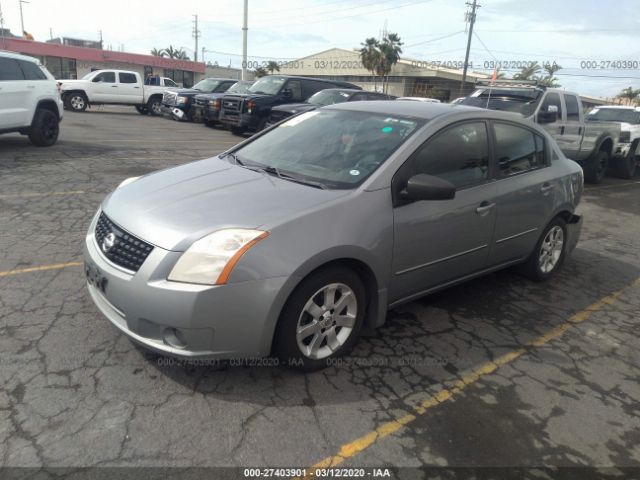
[134,86,140,89]
[111,85,118,88]
[540,183,554,194]
[476,201,496,216]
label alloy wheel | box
[539,226,564,274]
[70,95,85,110]
[296,283,357,360]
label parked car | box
[162,78,237,121]
[586,105,640,178]
[193,80,254,127]
[460,80,621,183]
[397,96,441,103]
[59,69,167,116]
[218,75,361,135]
[84,102,583,371]
[0,50,63,146]
[267,88,394,126]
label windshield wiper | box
[261,166,328,190]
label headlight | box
[117,176,139,189]
[176,96,188,104]
[168,229,269,285]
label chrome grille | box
[95,213,154,272]
[222,97,242,113]
[162,91,177,105]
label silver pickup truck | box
[461,81,620,183]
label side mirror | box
[282,88,292,99]
[537,109,558,124]
[402,174,456,201]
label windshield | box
[461,88,542,116]
[587,108,640,124]
[232,110,423,189]
[248,76,286,95]
[192,79,222,92]
[308,90,352,106]
[81,71,96,80]
[228,81,254,94]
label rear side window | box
[564,95,581,121]
[93,72,116,83]
[19,60,47,80]
[119,73,137,84]
[540,92,562,119]
[0,58,25,81]
[407,121,490,188]
[494,122,547,176]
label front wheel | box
[519,217,567,282]
[274,266,366,371]
[64,92,88,112]
[583,150,608,184]
[147,97,163,116]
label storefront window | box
[44,56,77,79]
[163,69,195,88]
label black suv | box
[219,75,361,134]
[267,89,395,126]
[162,78,237,121]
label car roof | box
[262,75,360,88]
[594,105,639,110]
[326,100,486,120]
[0,49,39,63]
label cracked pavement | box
[0,107,639,475]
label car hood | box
[272,103,317,114]
[194,92,226,100]
[59,79,87,90]
[224,93,271,101]
[173,88,205,96]
[101,157,349,251]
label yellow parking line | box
[0,190,85,199]
[298,277,640,478]
[0,262,83,277]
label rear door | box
[487,121,558,266]
[91,71,117,102]
[0,57,29,128]
[117,72,142,104]
[390,120,498,301]
[561,93,583,159]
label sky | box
[1,0,639,98]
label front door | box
[91,71,118,102]
[390,121,498,302]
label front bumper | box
[612,142,635,160]
[219,111,259,130]
[84,213,287,359]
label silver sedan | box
[84,102,584,370]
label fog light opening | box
[163,328,188,349]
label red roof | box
[1,37,205,73]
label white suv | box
[0,50,63,146]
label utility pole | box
[0,1,6,49]
[241,0,248,80]
[98,29,103,49]
[460,0,480,96]
[19,0,29,36]
[202,46,205,64]
[193,14,200,62]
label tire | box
[28,109,59,147]
[135,106,148,115]
[274,266,366,371]
[147,97,163,116]
[615,142,638,179]
[64,92,88,112]
[583,150,609,184]
[518,217,567,282]
[256,117,268,132]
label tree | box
[360,37,383,90]
[359,33,404,93]
[151,48,166,57]
[536,62,562,87]
[513,62,541,81]
[253,67,268,78]
[162,45,190,60]
[266,61,280,74]
[616,87,640,105]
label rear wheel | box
[583,150,608,184]
[519,217,567,282]
[615,142,638,179]
[64,92,88,112]
[274,266,366,371]
[28,109,59,146]
[147,97,163,116]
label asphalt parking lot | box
[1,107,639,476]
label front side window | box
[494,122,547,176]
[407,122,490,188]
[93,72,116,83]
[285,80,303,101]
[248,76,286,95]
[119,73,137,84]
[233,110,423,189]
[540,92,562,118]
[0,58,25,81]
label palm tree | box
[266,61,280,74]
[616,87,640,105]
[360,37,382,90]
[253,67,268,78]
[513,62,541,81]
[163,45,190,60]
[536,62,562,87]
[150,48,166,57]
[378,32,403,93]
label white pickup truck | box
[58,70,171,116]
